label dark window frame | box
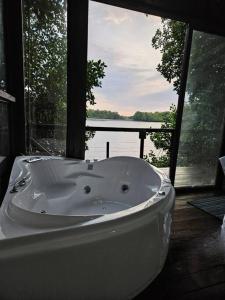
[66,0,89,159]
[1,0,225,192]
[0,0,24,202]
[3,0,26,156]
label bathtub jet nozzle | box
[158,191,166,196]
[121,184,129,193]
[84,185,91,194]
[10,186,18,193]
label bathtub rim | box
[0,185,175,252]
[0,155,174,238]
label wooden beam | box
[66,0,88,159]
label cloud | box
[91,82,177,115]
[88,1,177,115]
[131,75,172,97]
[88,91,116,111]
[104,11,131,25]
[89,63,177,115]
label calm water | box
[85,119,165,160]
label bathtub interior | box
[9,156,162,217]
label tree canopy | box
[152,19,186,93]
[145,104,176,167]
[87,109,172,122]
[132,111,170,122]
[87,109,124,120]
[178,31,225,168]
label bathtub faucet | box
[87,164,93,170]
[23,157,43,163]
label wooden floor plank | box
[180,282,225,300]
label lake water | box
[85,119,165,160]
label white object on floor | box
[219,156,225,175]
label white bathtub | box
[0,156,175,300]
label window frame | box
[2,0,225,191]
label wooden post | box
[106,142,109,158]
[139,130,146,159]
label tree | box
[150,18,225,172]
[24,0,67,127]
[144,104,176,167]
[132,111,170,122]
[23,0,106,154]
[145,19,185,167]
[86,60,107,107]
[177,32,225,168]
[152,19,186,94]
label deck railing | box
[31,123,176,181]
[86,126,175,159]
[86,126,175,181]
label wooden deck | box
[135,192,225,300]
[160,167,215,187]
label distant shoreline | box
[87,109,170,122]
[87,118,162,122]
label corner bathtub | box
[0,156,175,300]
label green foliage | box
[152,19,186,93]
[144,19,186,167]
[85,130,95,151]
[24,0,67,124]
[150,19,225,171]
[86,60,107,106]
[145,152,170,168]
[132,111,169,122]
[24,0,106,154]
[177,32,225,167]
[87,109,172,122]
[144,105,176,167]
[87,109,124,120]
[145,19,186,167]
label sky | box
[88,1,178,116]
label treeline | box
[87,109,171,122]
[132,111,169,122]
[87,109,125,120]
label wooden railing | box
[32,124,174,158]
[86,126,175,159]
[31,123,176,181]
